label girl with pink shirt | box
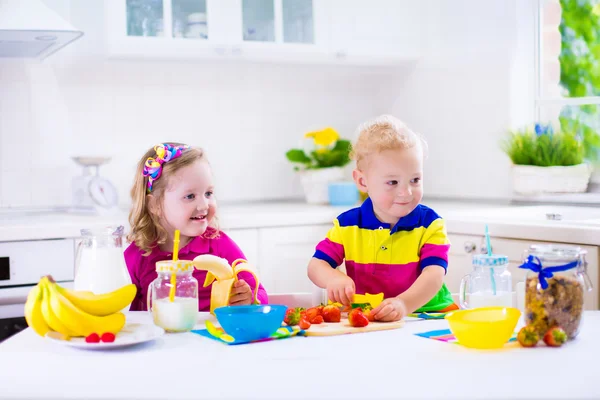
[124,143,268,311]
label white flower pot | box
[511,163,593,195]
[299,167,346,204]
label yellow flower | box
[304,127,340,147]
[594,3,600,16]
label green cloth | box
[414,283,455,313]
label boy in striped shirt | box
[308,115,457,322]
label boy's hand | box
[326,274,355,305]
[229,279,253,306]
[371,298,406,322]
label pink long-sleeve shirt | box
[124,229,268,311]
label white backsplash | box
[0,61,387,208]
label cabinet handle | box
[334,50,347,60]
[480,245,492,254]
[214,46,227,55]
[231,47,243,56]
[464,241,476,253]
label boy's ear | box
[352,169,368,193]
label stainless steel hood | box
[0,0,83,60]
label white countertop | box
[1,200,599,246]
[1,311,599,400]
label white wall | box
[0,1,390,208]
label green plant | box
[502,123,585,167]
[558,0,600,161]
[285,127,352,170]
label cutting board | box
[302,318,405,337]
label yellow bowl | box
[445,307,521,349]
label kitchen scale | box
[72,157,118,211]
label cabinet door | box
[329,0,424,64]
[258,225,330,294]
[490,238,599,311]
[445,233,485,295]
[225,228,259,273]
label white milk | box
[468,291,513,309]
[152,297,198,332]
[74,247,132,294]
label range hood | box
[0,0,83,60]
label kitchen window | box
[536,0,600,162]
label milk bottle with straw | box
[459,226,513,309]
[147,230,199,332]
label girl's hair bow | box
[142,143,190,193]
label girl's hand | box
[229,279,253,306]
[326,274,355,305]
[371,298,407,322]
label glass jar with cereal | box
[519,244,593,340]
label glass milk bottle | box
[147,260,198,333]
[459,254,513,309]
[74,226,132,294]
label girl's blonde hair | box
[349,114,428,169]
[127,142,219,255]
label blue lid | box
[472,254,509,267]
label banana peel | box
[327,292,384,310]
[192,255,260,314]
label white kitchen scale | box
[71,157,118,212]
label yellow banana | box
[56,283,137,316]
[24,283,51,337]
[39,280,77,337]
[45,280,126,337]
[193,255,261,314]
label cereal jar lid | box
[155,260,194,273]
[472,254,509,267]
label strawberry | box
[298,318,311,330]
[517,326,540,348]
[284,307,304,326]
[101,332,116,343]
[364,308,375,322]
[85,333,100,343]
[348,308,369,328]
[543,327,567,347]
[310,315,324,324]
[305,306,323,321]
[322,305,341,323]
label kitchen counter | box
[1,200,599,246]
[0,311,599,400]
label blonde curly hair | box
[127,142,219,255]
[349,114,428,170]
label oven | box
[0,239,75,341]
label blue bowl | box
[328,182,359,206]
[214,305,287,342]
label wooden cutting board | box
[302,318,405,337]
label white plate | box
[45,323,165,350]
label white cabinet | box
[257,224,330,294]
[105,0,330,63]
[446,233,599,310]
[104,0,422,65]
[226,228,259,272]
[328,0,425,65]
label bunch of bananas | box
[193,255,260,314]
[24,276,137,339]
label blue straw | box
[485,225,497,295]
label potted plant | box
[501,123,596,195]
[286,127,352,204]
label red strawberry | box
[310,315,324,324]
[284,307,304,326]
[85,333,100,343]
[517,326,540,348]
[543,327,567,347]
[305,307,322,321]
[348,308,369,327]
[322,305,341,323]
[298,318,311,330]
[101,332,116,343]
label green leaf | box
[285,149,311,164]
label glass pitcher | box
[519,244,593,339]
[74,225,132,294]
[459,254,513,309]
[147,260,198,333]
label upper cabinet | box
[105,0,424,65]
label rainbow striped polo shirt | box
[313,198,454,312]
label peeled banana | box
[24,276,135,338]
[193,255,260,314]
